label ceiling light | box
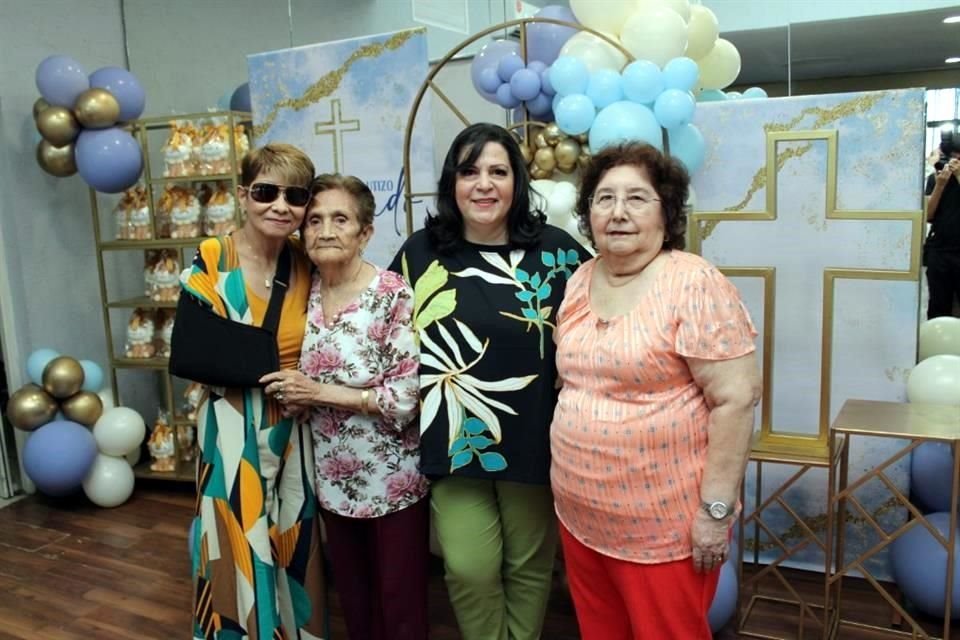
[947,57,960,64]
[945,15,960,23]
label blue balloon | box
[540,68,556,97]
[497,54,525,83]
[230,82,251,112]
[525,93,553,118]
[549,56,589,97]
[589,101,662,154]
[667,124,705,173]
[527,5,579,65]
[586,69,623,110]
[912,442,955,512]
[743,87,769,100]
[698,89,728,103]
[495,83,521,109]
[662,57,700,92]
[654,89,696,129]
[510,69,542,101]
[26,348,60,385]
[621,60,664,105]
[79,360,104,393]
[471,39,521,103]
[89,67,146,121]
[555,94,596,136]
[35,55,89,107]
[75,127,144,193]
[527,61,547,75]
[891,512,960,619]
[725,91,743,100]
[552,93,564,114]
[22,420,97,496]
[478,67,502,94]
[709,561,738,632]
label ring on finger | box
[276,392,284,402]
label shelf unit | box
[89,109,251,482]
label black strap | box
[261,243,291,335]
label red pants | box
[559,523,720,640]
[322,498,429,640]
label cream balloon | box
[906,355,960,405]
[697,39,742,90]
[635,0,691,23]
[569,0,638,36]
[559,31,628,73]
[919,317,960,361]
[92,406,146,456]
[686,5,720,59]
[124,446,141,467]
[82,454,135,508]
[620,7,688,68]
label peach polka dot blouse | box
[550,250,757,563]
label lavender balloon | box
[528,5,579,65]
[89,66,146,121]
[478,68,503,94]
[471,39,521,103]
[496,84,521,109]
[510,69,542,102]
[35,55,89,107]
[23,420,97,496]
[75,127,144,193]
[497,54,525,83]
[525,93,553,118]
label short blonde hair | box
[240,143,315,187]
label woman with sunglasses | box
[260,174,426,640]
[182,143,327,639]
[550,143,761,639]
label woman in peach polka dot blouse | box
[550,143,762,639]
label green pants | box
[431,476,558,640]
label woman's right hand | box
[936,159,960,186]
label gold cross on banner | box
[314,99,360,174]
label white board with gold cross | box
[690,89,925,577]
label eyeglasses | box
[588,192,661,215]
[246,182,311,207]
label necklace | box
[235,230,278,290]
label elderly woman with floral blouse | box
[260,174,426,640]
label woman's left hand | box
[691,510,731,573]
[259,370,323,408]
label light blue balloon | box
[79,360,104,393]
[26,348,60,385]
[586,69,623,110]
[497,54,524,83]
[478,67,502,94]
[549,56,589,97]
[35,55,89,107]
[708,561,738,632]
[725,91,743,100]
[621,60,664,105]
[589,101,662,154]
[662,57,700,92]
[510,69,541,101]
[698,89,727,103]
[555,94,596,136]
[552,92,564,113]
[743,86,769,100]
[654,89,696,129]
[495,83,521,109]
[667,124,706,173]
[216,90,232,110]
[540,68,556,97]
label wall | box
[736,68,960,97]
[704,0,960,32]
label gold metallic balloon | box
[519,143,532,165]
[42,356,85,399]
[555,139,581,167]
[576,133,589,144]
[36,140,77,177]
[33,97,50,119]
[36,106,80,147]
[544,123,563,146]
[61,391,103,427]
[6,384,57,431]
[534,132,549,150]
[578,152,593,171]
[530,165,551,180]
[534,147,557,173]
[74,88,120,129]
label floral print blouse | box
[300,268,426,518]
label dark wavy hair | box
[425,123,545,254]
[575,143,689,251]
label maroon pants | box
[322,498,429,640]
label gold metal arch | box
[400,17,636,237]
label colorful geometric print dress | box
[389,226,591,485]
[181,236,327,640]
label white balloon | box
[686,5,720,59]
[93,406,146,457]
[620,7,688,68]
[697,39,742,90]
[97,387,116,410]
[83,454,135,508]
[569,0,639,36]
[125,446,141,467]
[559,31,627,73]
[907,355,960,405]
[530,179,554,213]
[919,317,960,361]
[547,181,579,224]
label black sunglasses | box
[247,182,311,207]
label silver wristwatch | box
[702,500,733,520]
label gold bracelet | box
[360,389,370,416]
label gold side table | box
[737,439,845,640]
[829,399,960,639]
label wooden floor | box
[0,485,953,639]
